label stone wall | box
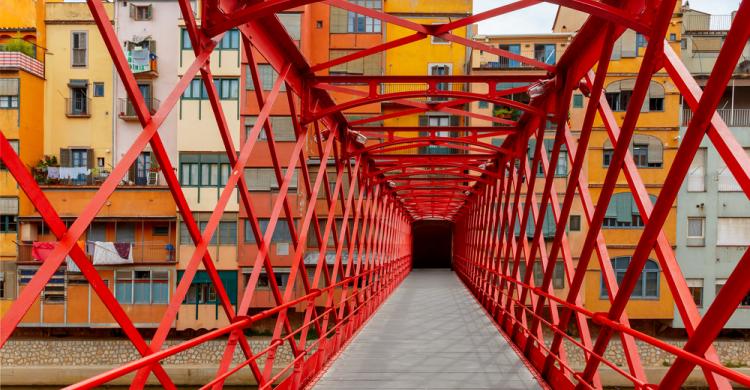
[1,338,301,367]
[558,338,750,369]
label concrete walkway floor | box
[311,269,543,390]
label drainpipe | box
[111,0,119,171]
[730,78,735,126]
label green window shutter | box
[526,212,535,237]
[543,205,556,238]
[605,197,618,219]
[616,193,633,223]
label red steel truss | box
[2,0,750,389]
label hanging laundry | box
[59,167,90,180]
[31,242,55,262]
[92,241,133,265]
[46,167,60,180]
[113,242,131,259]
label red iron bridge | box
[2,0,750,389]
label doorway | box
[412,220,453,268]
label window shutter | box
[418,115,428,127]
[330,7,348,33]
[611,36,622,60]
[129,4,136,19]
[605,199,617,218]
[543,205,555,238]
[621,29,637,58]
[687,149,706,192]
[527,139,536,160]
[87,149,94,169]
[0,198,18,214]
[647,136,663,164]
[148,39,156,54]
[146,5,153,20]
[450,115,460,126]
[616,193,632,223]
[59,148,71,167]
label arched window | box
[602,133,663,168]
[601,257,659,299]
[604,79,665,112]
[603,192,657,228]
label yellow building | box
[43,1,114,180]
[383,0,472,154]
[0,0,46,315]
[554,5,682,324]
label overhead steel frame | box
[2,0,750,389]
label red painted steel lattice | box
[2,0,750,389]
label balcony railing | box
[65,97,92,117]
[118,97,160,120]
[479,57,536,70]
[35,167,161,187]
[683,107,750,127]
[0,51,44,78]
[18,242,176,264]
[683,14,733,32]
[380,82,467,103]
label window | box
[245,268,290,290]
[553,261,565,289]
[244,116,297,142]
[669,33,677,42]
[717,148,750,191]
[244,167,298,191]
[605,90,632,112]
[246,64,286,91]
[715,279,726,297]
[71,31,87,67]
[179,153,232,188]
[179,270,237,305]
[278,13,302,40]
[88,222,107,242]
[0,140,19,170]
[478,101,489,109]
[498,44,521,68]
[602,135,663,168]
[0,79,19,109]
[716,218,750,246]
[307,218,344,247]
[430,64,451,95]
[687,148,706,192]
[130,4,153,20]
[181,78,238,100]
[346,0,382,33]
[572,94,584,108]
[686,279,703,307]
[182,79,206,100]
[529,139,567,177]
[636,33,648,49]
[245,218,295,244]
[68,80,89,116]
[687,217,704,238]
[19,266,66,303]
[181,28,193,50]
[93,82,104,97]
[219,221,237,245]
[0,272,4,298]
[605,79,664,113]
[217,78,239,100]
[328,49,382,75]
[116,222,136,243]
[569,215,581,231]
[0,198,18,233]
[152,225,169,236]
[534,44,556,65]
[603,192,657,229]
[219,29,240,49]
[601,257,659,299]
[115,269,169,305]
[70,149,89,168]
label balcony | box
[380,82,467,103]
[65,97,92,118]
[118,97,160,120]
[17,242,176,265]
[0,43,44,78]
[479,58,535,70]
[682,108,750,127]
[683,14,733,33]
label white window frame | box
[687,217,705,239]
